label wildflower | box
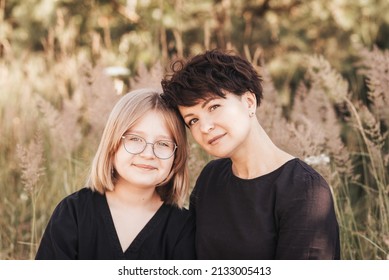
[16,134,45,194]
[304,153,330,165]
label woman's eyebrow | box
[182,97,218,119]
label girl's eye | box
[156,141,170,148]
[188,118,198,126]
[129,136,143,142]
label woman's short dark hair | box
[161,49,263,108]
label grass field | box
[0,46,388,260]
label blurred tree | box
[148,0,389,107]
[2,0,388,99]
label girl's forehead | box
[125,110,174,136]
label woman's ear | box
[243,92,257,110]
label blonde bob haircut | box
[86,88,189,208]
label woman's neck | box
[231,123,294,179]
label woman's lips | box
[208,133,226,145]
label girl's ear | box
[243,92,257,110]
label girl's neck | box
[107,181,162,208]
[106,182,163,252]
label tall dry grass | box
[1,41,388,259]
[254,47,389,259]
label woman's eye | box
[188,118,198,126]
[209,104,220,111]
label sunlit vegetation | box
[0,0,388,259]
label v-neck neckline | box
[100,193,168,258]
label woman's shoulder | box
[199,158,231,175]
[276,158,332,198]
[205,157,230,167]
[286,159,327,184]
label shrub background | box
[0,0,388,259]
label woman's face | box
[114,111,175,189]
[179,92,255,158]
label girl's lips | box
[208,133,226,145]
[133,164,157,170]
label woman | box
[35,88,195,259]
[161,49,340,259]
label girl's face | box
[179,92,255,159]
[113,111,175,190]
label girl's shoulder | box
[163,204,192,220]
[51,187,104,217]
[58,187,98,204]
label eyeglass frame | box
[121,134,177,160]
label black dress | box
[190,158,340,260]
[35,188,196,260]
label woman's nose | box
[199,117,214,133]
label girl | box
[35,88,195,259]
[161,49,340,260]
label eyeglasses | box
[121,134,177,159]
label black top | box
[190,158,340,260]
[35,188,196,260]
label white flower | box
[304,153,330,165]
[104,66,130,77]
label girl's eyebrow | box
[125,131,172,140]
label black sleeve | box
[275,173,340,260]
[35,197,79,260]
[171,212,196,260]
[189,161,212,217]
[188,185,198,217]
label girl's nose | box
[140,143,156,158]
